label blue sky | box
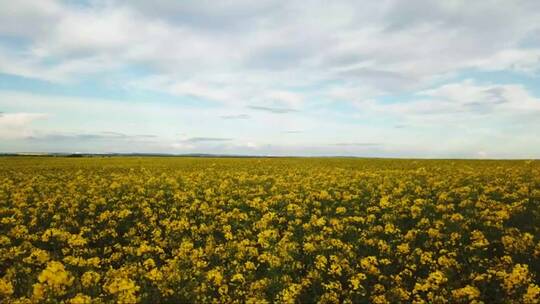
[1,0,540,158]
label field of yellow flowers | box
[1,157,539,303]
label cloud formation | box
[25,131,158,142]
[331,143,382,147]
[0,1,539,157]
[220,114,251,120]
[247,106,299,114]
[0,112,48,139]
[183,137,233,143]
[2,1,538,97]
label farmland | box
[0,157,539,303]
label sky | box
[1,0,540,158]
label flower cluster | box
[0,157,539,303]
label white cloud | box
[418,80,540,114]
[1,0,540,100]
[0,0,61,38]
[337,80,540,122]
[0,112,48,139]
[1,1,540,157]
[470,49,540,73]
[265,91,304,108]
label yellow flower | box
[379,196,391,209]
[0,277,14,297]
[502,231,534,254]
[502,264,531,295]
[413,271,447,294]
[318,190,332,200]
[450,213,464,222]
[244,261,257,271]
[68,234,88,247]
[523,284,540,304]
[360,256,379,275]
[81,271,101,288]
[2,155,540,303]
[23,248,50,265]
[231,273,245,283]
[397,243,410,254]
[427,228,440,239]
[35,261,73,297]
[207,268,224,286]
[384,223,398,234]
[303,242,317,253]
[143,258,156,269]
[32,283,46,301]
[410,205,422,218]
[68,293,92,304]
[314,217,326,227]
[104,277,140,303]
[350,273,367,291]
[335,207,347,214]
[136,243,153,256]
[146,268,163,281]
[470,230,489,249]
[315,255,327,270]
[279,283,302,304]
[372,294,389,304]
[452,285,481,301]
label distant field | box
[1,157,539,303]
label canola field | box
[0,157,539,304]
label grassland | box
[0,157,539,303]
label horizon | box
[1,151,538,161]
[1,1,540,158]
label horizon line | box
[0,152,537,161]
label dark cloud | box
[220,114,251,120]
[462,87,510,113]
[247,105,299,114]
[100,131,127,137]
[482,87,508,104]
[184,137,233,143]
